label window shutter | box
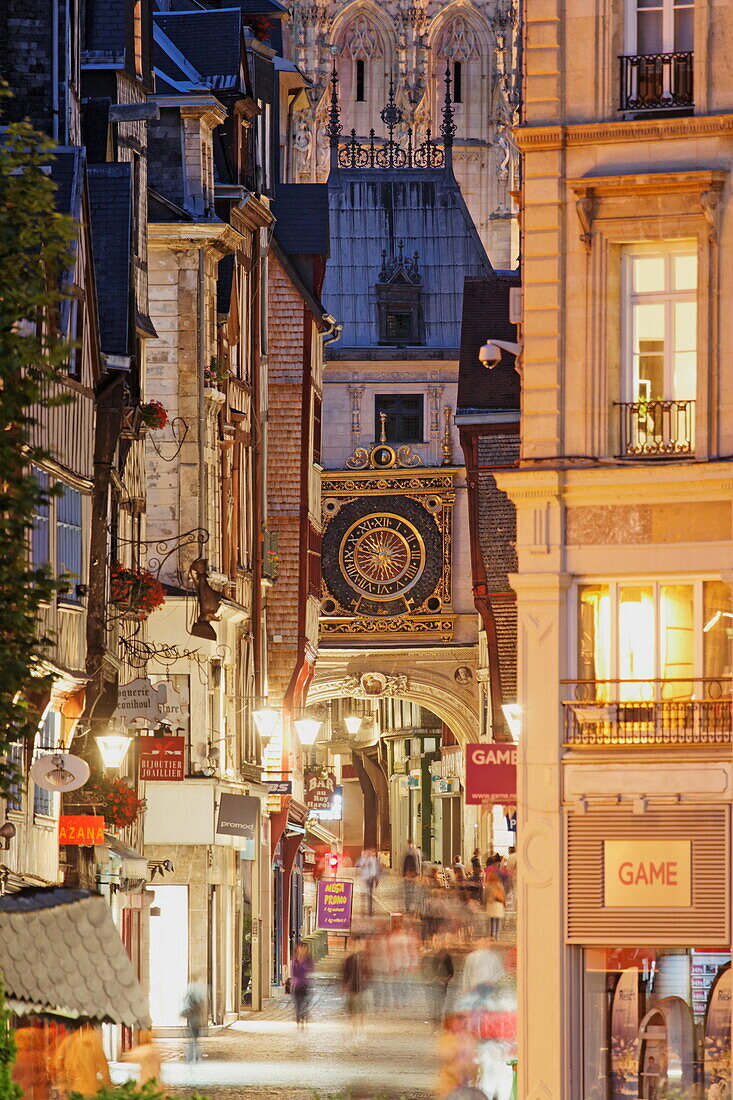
[565,805,729,946]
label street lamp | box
[344,715,362,736]
[96,731,132,769]
[253,707,280,740]
[294,718,321,746]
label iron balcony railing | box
[615,398,695,457]
[562,679,732,747]
[619,52,694,112]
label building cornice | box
[148,221,244,254]
[515,113,733,151]
[495,461,733,507]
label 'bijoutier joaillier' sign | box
[604,839,692,908]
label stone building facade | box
[283,0,520,267]
[498,2,733,1096]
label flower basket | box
[85,775,145,828]
[204,356,229,388]
[140,400,168,430]
[110,562,165,619]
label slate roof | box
[0,888,151,1027]
[272,185,329,258]
[50,149,84,221]
[88,164,132,358]
[83,0,126,55]
[154,9,242,88]
[238,0,288,13]
[322,169,493,352]
[457,273,521,413]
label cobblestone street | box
[113,949,442,1100]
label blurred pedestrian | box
[342,938,370,1035]
[119,1030,162,1084]
[53,1024,111,1098]
[356,847,382,916]
[13,1024,52,1100]
[424,942,454,1026]
[436,1016,478,1099]
[181,975,207,1063]
[484,869,506,940]
[291,943,315,1028]
[402,839,422,913]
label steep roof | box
[322,168,492,354]
[154,9,242,89]
[0,888,150,1027]
[88,163,132,358]
[458,273,521,413]
[272,184,329,258]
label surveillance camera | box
[478,341,502,369]
[478,338,523,371]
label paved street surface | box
[111,875,516,1100]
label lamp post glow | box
[294,718,321,746]
[344,715,362,736]
[253,707,280,740]
[96,733,132,769]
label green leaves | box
[0,88,77,795]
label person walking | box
[485,868,506,940]
[402,839,422,914]
[52,1025,111,1098]
[356,847,382,917]
[181,976,207,1063]
[290,943,315,1028]
[342,938,369,1036]
[424,942,454,1026]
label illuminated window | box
[622,242,697,404]
[578,581,731,700]
[133,1,143,78]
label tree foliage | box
[0,87,76,795]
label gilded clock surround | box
[321,450,456,642]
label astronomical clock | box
[321,441,455,642]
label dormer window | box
[376,241,424,346]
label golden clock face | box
[322,494,443,618]
[340,513,425,601]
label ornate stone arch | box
[307,669,479,748]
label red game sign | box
[139,736,185,781]
[59,816,105,845]
[465,744,517,805]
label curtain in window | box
[703,582,733,689]
[33,710,58,816]
[578,586,611,700]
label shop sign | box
[316,879,353,932]
[465,744,517,805]
[59,815,105,846]
[265,780,292,795]
[139,736,185,781]
[407,772,421,789]
[216,793,259,856]
[114,677,168,723]
[604,840,692,908]
[305,768,336,810]
[310,784,343,821]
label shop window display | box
[583,948,731,1099]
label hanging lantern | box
[294,718,321,746]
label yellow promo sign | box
[604,840,692,908]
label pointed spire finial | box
[440,60,456,152]
[325,49,342,155]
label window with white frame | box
[56,484,83,602]
[32,709,60,817]
[577,580,732,700]
[621,242,697,405]
[626,0,694,55]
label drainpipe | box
[198,249,207,554]
[51,0,59,141]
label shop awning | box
[103,832,149,882]
[0,887,151,1027]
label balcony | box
[562,679,732,748]
[619,52,693,113]
[615,398,695,457]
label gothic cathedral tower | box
[283,0,519,268]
